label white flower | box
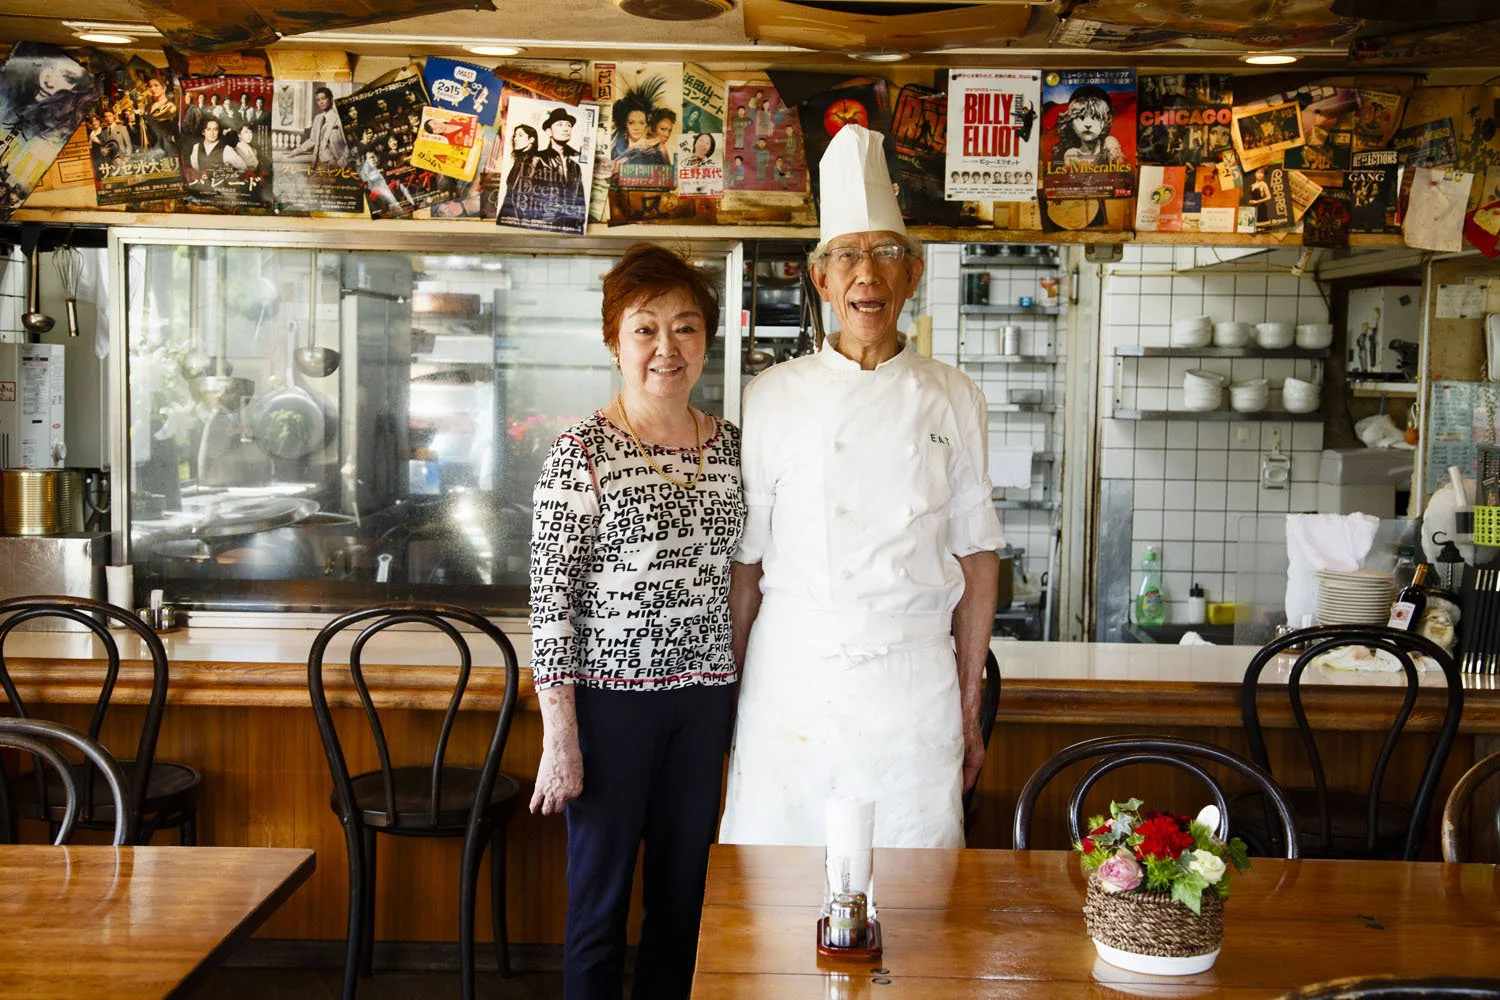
[1186,849,1226,884]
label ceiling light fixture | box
[1242,53,1299,65]
[463,44,526,57]
[849,51,909,63]
[63,20,160,37]
[75,32,138,45]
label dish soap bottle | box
[1187,583,1206,625]
[1136,546,1166,626]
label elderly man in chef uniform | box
[720,124,1003,849]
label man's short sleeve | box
[947,380,1006,556]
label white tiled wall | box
[0,246,25,343]
[1101,245,1328,624]
[925,244,1064,582]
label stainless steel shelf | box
[960,354,1058,365]
[1111,408,1325,422]
[961,304,1062,317]
[961,254,1061,268]
[1113,346,1330,359]
[992,497,1059,510]
[989,402,1056,414]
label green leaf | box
[1144,855,1179,891]
[1171,876,1206,915]
[1112,798,1143,818]
[1086,814,1106,833]
[1228,837,1252,872]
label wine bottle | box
[1387,563,1431,631]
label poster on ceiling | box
[944,69,1040,205]
[1039,69,1136,200]
[0,42,100,221]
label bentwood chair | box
[1235,625,1463,861]
[0,595,200,845]
[962,649,1001,832]
[307,603,521,1000]
[1276,976,1500,999]
[1013,734,1300,856]
[1440,749,1500,862]
[0,718,133,845]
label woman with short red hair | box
[528,243,743,999]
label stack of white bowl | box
[1295,323,1334,349]
[1171,316,1213,349]
[1254,322,1294,349]
[1229,378,1269,412]
[1316,570,1395,625]
[1184,369,1226,411]
[1283,375,1321,413]
[1213,321,1253,348]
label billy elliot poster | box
[944,69,1040,204]
[1040,69,1137,200]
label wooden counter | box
[4,630,1497,950]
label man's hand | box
[962,722,986,793]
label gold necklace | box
[614,396,704,490]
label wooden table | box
[0,845,315,999]
[694,846,1500,998]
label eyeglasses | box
[823,244,910,269]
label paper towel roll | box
[825,798,876,900]
[104,565,133,628]
[826,798,875,853]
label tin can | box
[825,891,868,949]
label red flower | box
[1081,822,1111,854]
[1134,815,1195,860]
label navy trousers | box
[563,681,737,1000]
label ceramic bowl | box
[1184,368,1228,391]
[1183,387,1224,411]
[1171,316,1214,348]
[1282,376,1321,413]
[1295,323,1335,349]
[1230,379,1270,413]
[1213,321,1254,348]
[1254,322,1295,349]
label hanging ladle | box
[293,251,339,378]
[21,245,55,337]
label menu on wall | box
[1426,380,1500,496]
[944,69,1040,204]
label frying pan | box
[254,320,326,461]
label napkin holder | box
[818,799,883,961]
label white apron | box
[718,599,964,849]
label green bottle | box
[1136,545,1166,626]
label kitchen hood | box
[1174,245,1432,280]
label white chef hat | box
[818,123,906,244]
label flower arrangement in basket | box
[1075,798,1251,975]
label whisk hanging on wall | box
[52,246,84,338]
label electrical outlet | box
[1236,425,1251,444]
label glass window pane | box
[124,242,730,614]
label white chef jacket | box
[719,333,1006,849]
[736,332,1005,612]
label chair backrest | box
[1276,975,1500,999]
[1440,749,1500,863]
[962,649,1002,830]
[307,602,519,831]
[1012,734,1300,857]
[0,717,133,845]
[0,595,170,827]
[1243,625,1464,861]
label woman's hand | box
[530,684,584,815]
[530,735,584,815]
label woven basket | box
[1083,873,1224,959]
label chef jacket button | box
[904,505,916,518]
[898,568,910,579]
[833,440,844,452]
[841,568,853,579]
[907,444,918,457]
[833,505,847,516]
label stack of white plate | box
[1184,368,1226,411]
[1315,570,1395,625]
[1283,376,1321,413]
[1171,316,1213,348]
